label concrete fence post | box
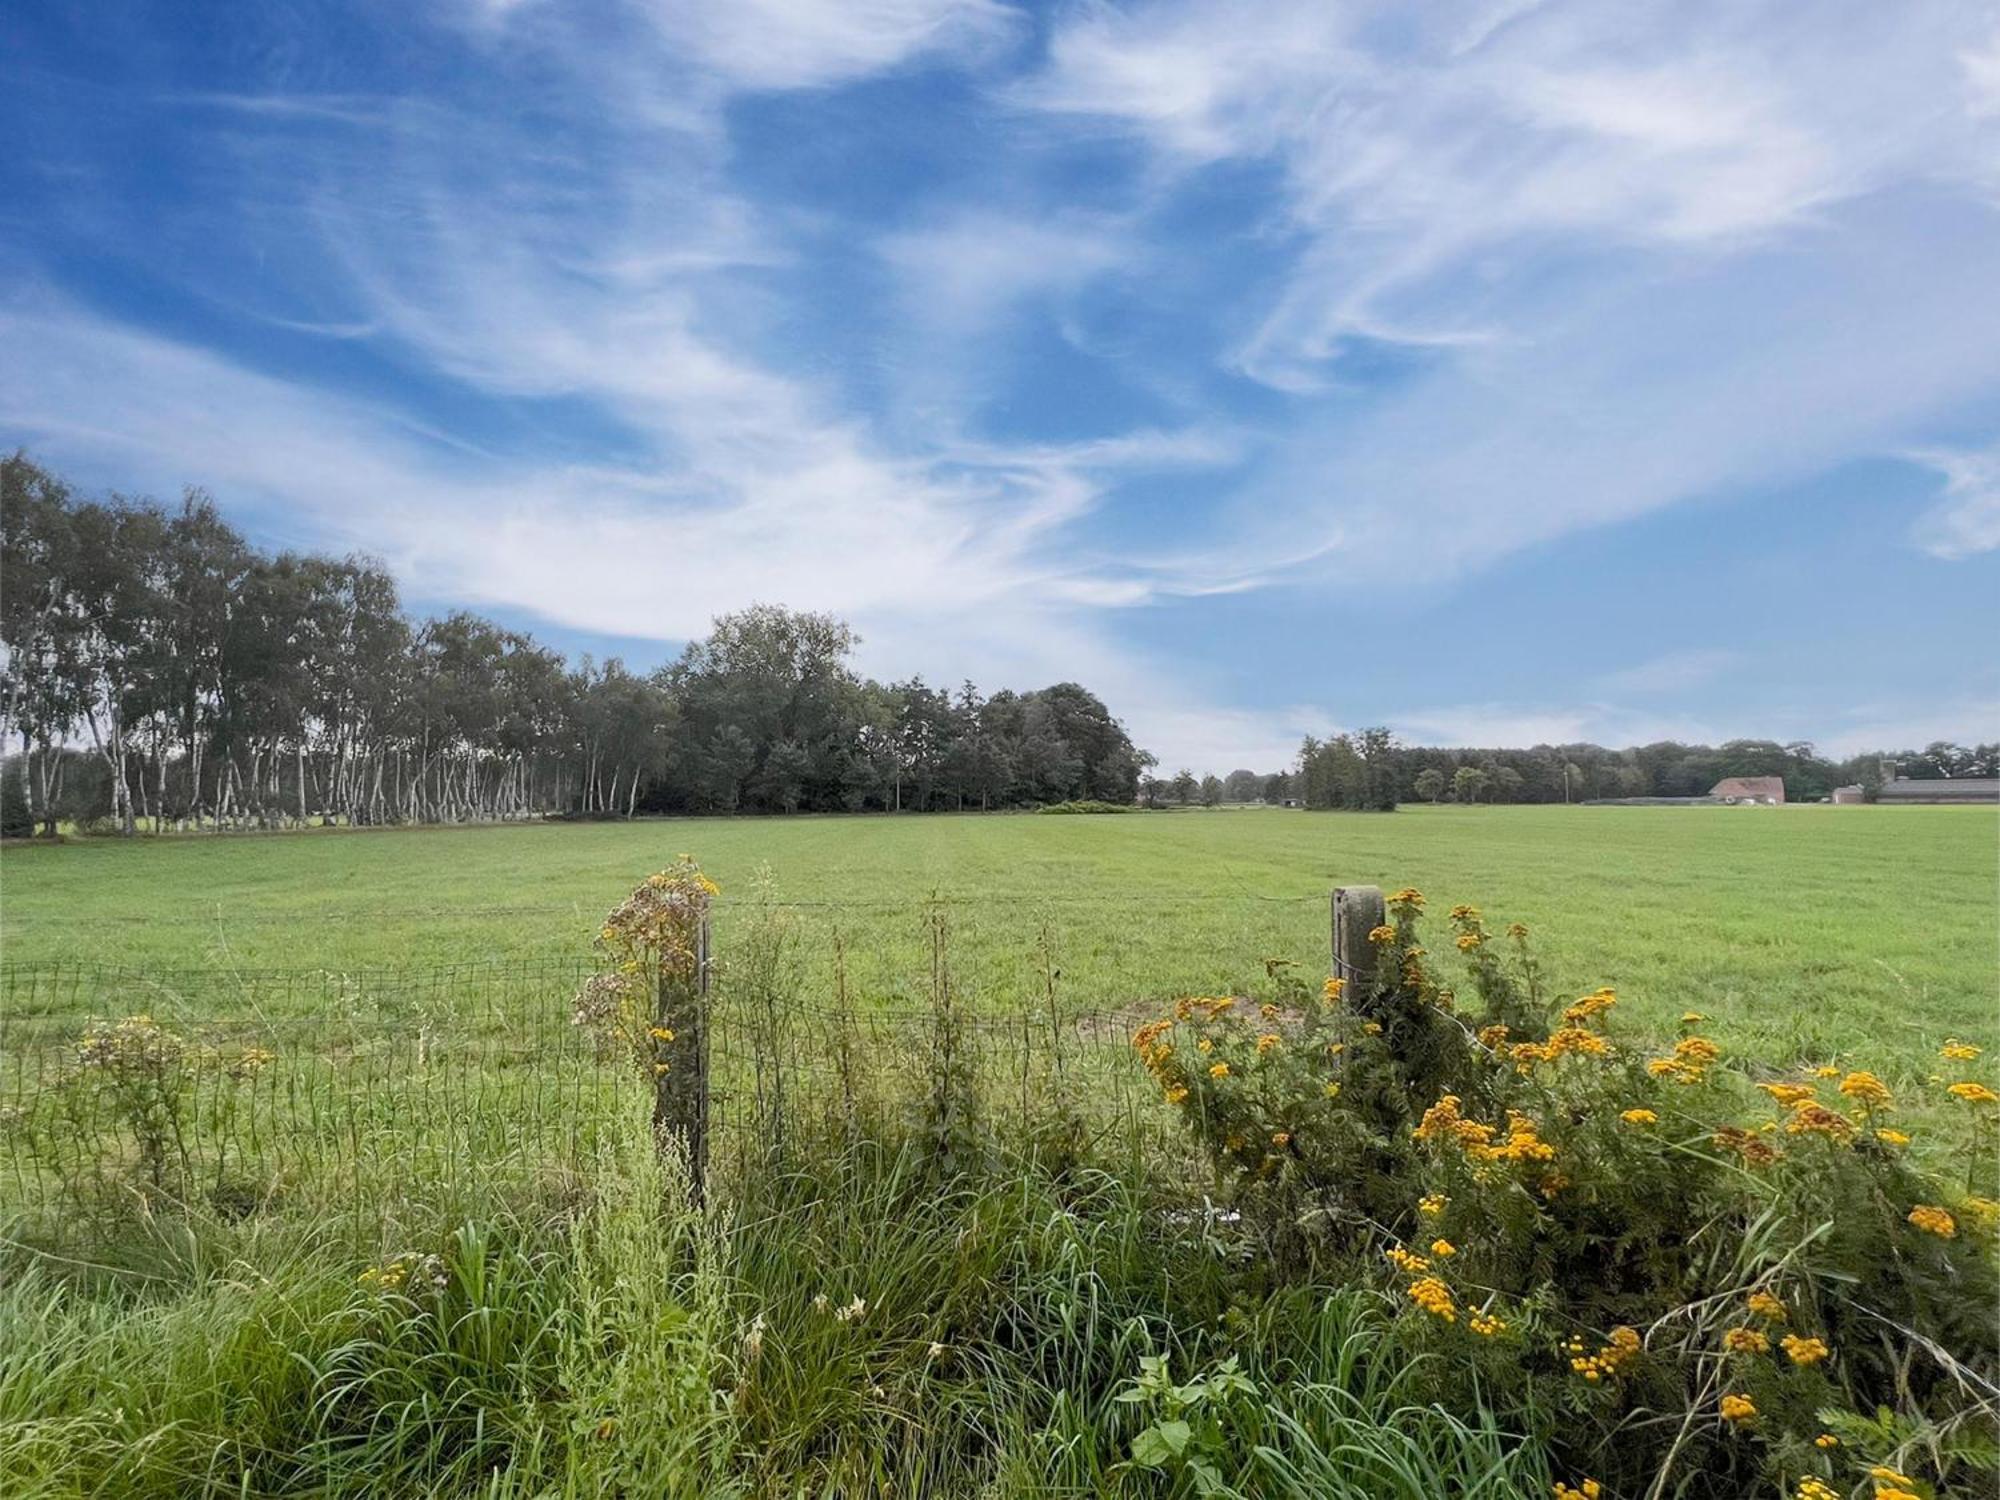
[1331,885,1385,996]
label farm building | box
[1830,784,1866,804]
[1709,776,1785,805]
[1874,770,2000,805]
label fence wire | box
[0,954,1169,1251]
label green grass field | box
[2,803,1994,1074]
[5,805,1998,1499]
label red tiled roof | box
[1710,776,1785,799]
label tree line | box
[0,455,1153,836]
[1219,734,1995,811]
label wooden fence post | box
[1331,885,1385,996]
[653,908,711,1204]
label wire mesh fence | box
[0,941,1173,1251]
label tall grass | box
[0,1099,1561,1498]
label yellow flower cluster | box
[1407,1276,1456,1322]
[1719,1393,1757,1426]
[1941,1038,1982,1061]
[1947,1080,1998,1106]
[1477,1023,1510,1049]
[1875,1128,1911,1147]
[1784,1102,1857,1144]
[1648,1034,1720,1084]
[1759,1082,1818,1109]
[1386,1245,1431,1275]
[1837,1070,1893,1110]
[1619,1108,1658,1127]
[1455,932,1484,951]
[1257,1032,1281,1055]
[1417,1192,1448,1216]
[1907,1204,1956,1238]
[1321,976,1345,1003]
[225,1044,276,1080]
[1390,888,1425,907]
[1721,1326,1769,1355]
[1209,1061,1232,1079]
[1795,1478,1839,1500]
[1869,1466,1921,1500]
[1132,1019,1176,1080]
[1565,1325,1642,1382]
[1474,1111,1557,1165]
[1553,1481,1602,1500]
[1469,1311,1507,1337]
[1561,987,1618,1027]
[1368,924,1398,945]
[1414,1095,1557,1167]
[1509,1026,1611,1072]
[1746,1291,1787,1322]
[77,1014,186,1072]
[358,1259,408,1290]
[1959,1196,2000,1234]
[1429,1238,1456,1258]
[1780,1334,1829,1366]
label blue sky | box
[3,0,1997,771]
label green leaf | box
[1130,1427,1174,1468]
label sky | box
[3,0,1997,773]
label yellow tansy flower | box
[1780,1334,1828,1366]
[1908,1204,1956,1237]
[1718,1393,1756,1425]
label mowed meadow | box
[4,804,1999,1500]
[3,803,1993,1071]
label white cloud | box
[1386,702,1722,750]
[635,0,1016,92]
[1812,699,2000,758]
[1964,28,2000,116]
[1024,0,2000,386]
[1592,649,1741,696]
[1908,442,2000,559]
[11,0,2000,774]
[878,212,1129,333]
[0,291,1286,768]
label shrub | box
[16,1013,277,1210]
[1134,890,2000,1496]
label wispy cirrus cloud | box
[1592,650,1741,697]
[4,0,1998,769]
[1908,442,2000,559]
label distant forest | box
[4,453,1988,836]
[1195,734,1994,813]
[0,456,1151,835]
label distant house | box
[1709,776,1785,805]
[1830,784,1865,805]
[1874,767,2000,805]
